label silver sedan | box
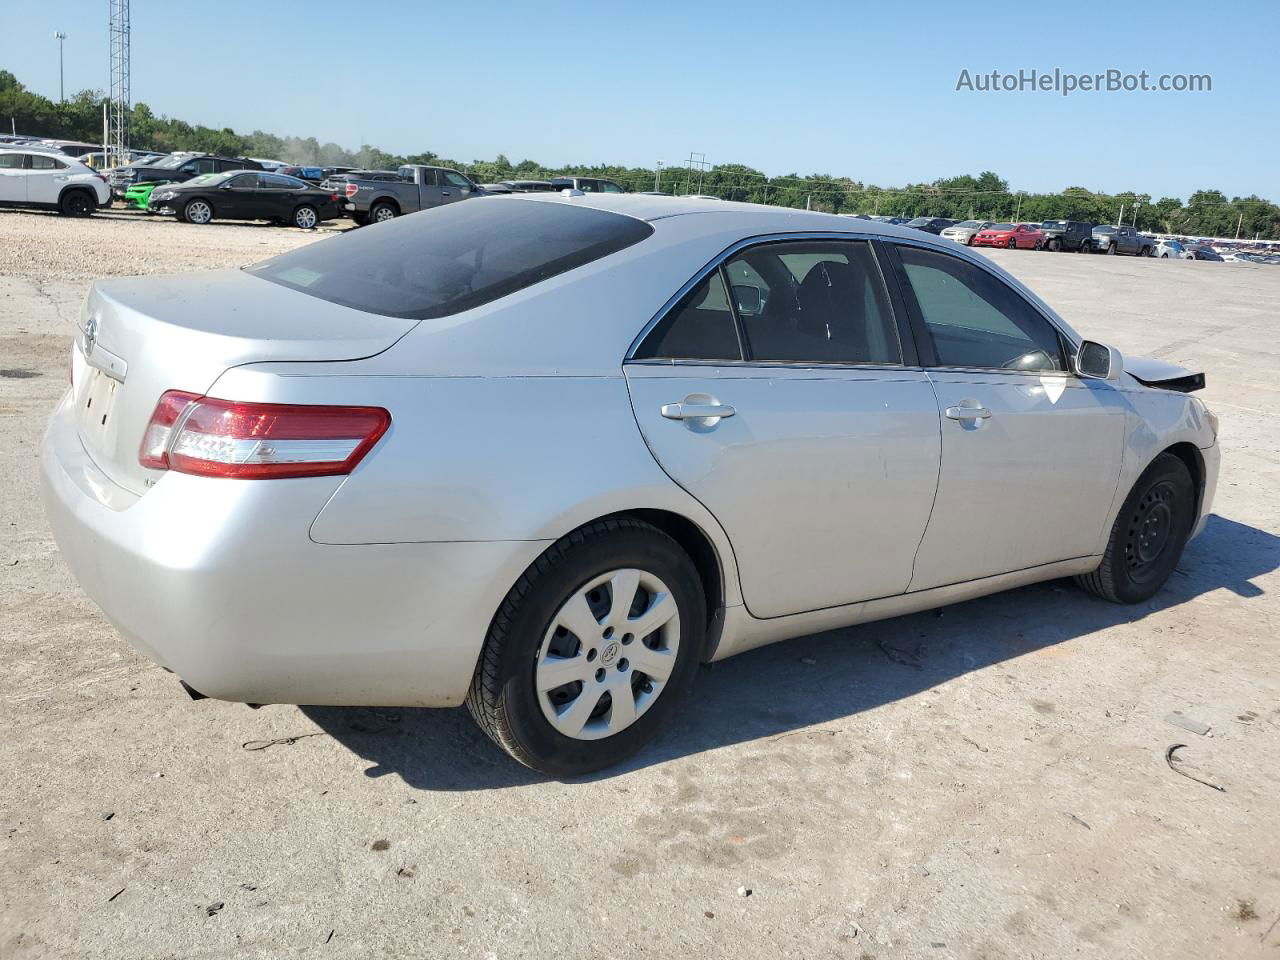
[41,195,1220,775]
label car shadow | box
[300,514,1277,791]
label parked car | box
[479,182,515,194]
[41,197,1220,775]
[1154,238,1186,259]
[550,176,626,193]
[1039,220,1094,252]
[0,148,110,216]
[1184,244,1224,262]
[147,171,341,228]
[504,180,558,193]
[904,217,956,234]
[1090,225,1154,256]
[971,222,1044,249]
[939,220,993,245]
[277,165,326,182]
[111,154,264,197]
[124,180,168,211]
[79,149,166,169]
[339,164,482,224]
[38,139,104,158]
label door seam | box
[906,371,945,593]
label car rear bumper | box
[40,390,548,707]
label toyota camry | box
[41,194,1220,775]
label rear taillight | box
[344,183,359,198]
[139,392,390,479]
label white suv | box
[0,148,112,216]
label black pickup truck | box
[109,154,263,198]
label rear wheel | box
[293,204,319,229]
[1075,453,1195,604]
[467,518,705,776]
[59,190,94,217]
[369,202,397,224]
[183,199,213,225]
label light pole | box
[654,161,662,193]
[54,32,66,102]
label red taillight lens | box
[139,392,390,479]
[344,183,359,198]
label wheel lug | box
[602,627,614,639]
[595,668,606,682]
[621,633,634,645]
[586,648,597,662]
[617,658,629,672]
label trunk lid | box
[71,268,418,495]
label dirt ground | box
[1,208,1277,960]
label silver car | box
[940,219,993,245]
[41,195,1220,775]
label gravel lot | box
[1,208,1278,960]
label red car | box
[971,222,1045,250]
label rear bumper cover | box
[40,391,547,706]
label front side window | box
[249,199,653,319]
[228,173,260,188]
[0,153,23,169]
[723,241,901,364]
[897,245,1065,372]
[633,271,740,361]
[442,170,472,188]
[601,181,623,193]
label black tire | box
[466,518,706,777]
[293,204,319,229]
[352,212,370,227]
[369,201,397,224]
[59,189,95,217]
[1048,238,1061,252]
[1078,241,1091,253]
[1075,453,1196,604]
[1007,237,1017,249]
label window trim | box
[627,232,918,371]
[879,237,1081,378]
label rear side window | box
[29,154,67,170]
[248,199,654,319]
[634,271,741,361]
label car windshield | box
[906,218,931,226]
[954,220,982,229]
[1094,225,1117,233]
[151,155,190,169]
[186,173,227,186]
[248,199,654,320]
[1042,221,1066,228]
[987,223,1014,231]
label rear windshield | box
[247,199,654,319]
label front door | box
[890,243,1127,591]
[219,172,262,219]
[0,152,26,202]
[625,238,941,619]
[438,169,474,205]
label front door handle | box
[945,404,992,421]
[661,402,736,421]
[440,191,451,196]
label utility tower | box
[108,0,130,166]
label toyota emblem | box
[83,315,98,357]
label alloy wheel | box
[295,206,318,229]
[534,568,680,741]
[186,200,212,224]
[373,205,396,222]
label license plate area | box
[77,367,121,441]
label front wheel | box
[183,199,213,225]
[59,190,95,217]
[1075,453,1195,604]
[293,204,319,229]
[1007,237,1017,249]
[1048,238,1061,252]
[1106,242,1116,255]
[467,518,706,776]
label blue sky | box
[3,0,1275,199]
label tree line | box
[3,69,1276,240]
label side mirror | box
[1075,340,1123,381]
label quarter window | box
[897,245,1065,372]
[724,241,901,364]
[633,271,741,361]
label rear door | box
[257,172,304,219]
[0,152,25,201]
[625,238,941,618]
[414,167,447,208]
[26,153,69,204]
[888,242,1126,590]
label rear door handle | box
[661,402,736,420]
[945,404,992,420]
